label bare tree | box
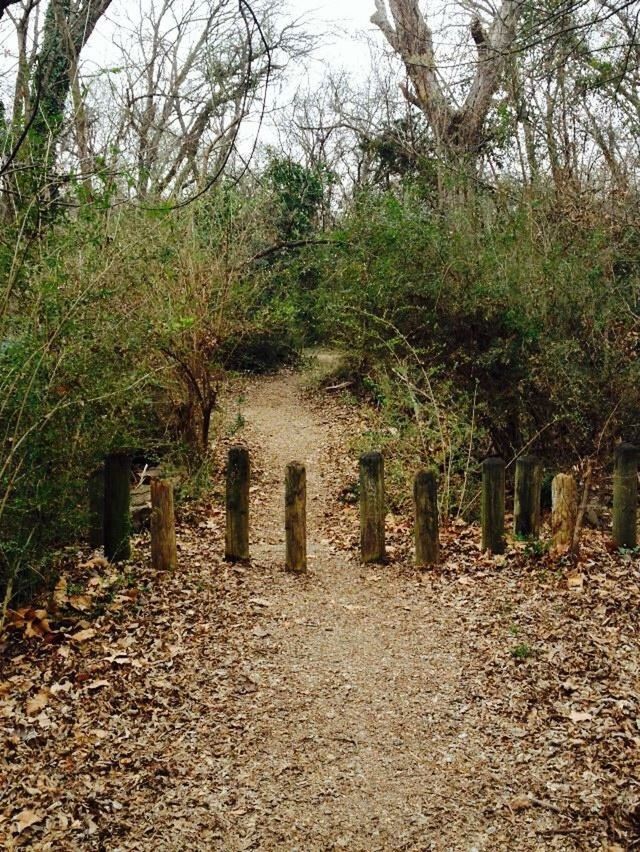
[371,0,524,159]
[0,0,21,21]
[89,0,309,200]
[1,0,114,222]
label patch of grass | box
[511,642,535,661]
[524,538,551,559]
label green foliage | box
[0,182,306,608]
[264,156,326,241]
[511,642,535,661]
[316,184,640,471]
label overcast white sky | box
[286,0,377,69]
[0,0,388,162]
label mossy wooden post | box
[613,443,638,549]
[514,455,543,538]
[104,452,131,562]
[482,457,505,555]
[88,464,104,549]
[360,451,385,563]
[285,462,307,573]
[414,469,439,566]
[551,473,577,551]
[225,446,250,562]
[151,480,177,571]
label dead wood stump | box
[482,457,505,555]
[613,443,638,549]
[514,455,543,538]
[88,464,104,549]
[360,452,386,563]
[104,452,131,562]
[551,473,578,553]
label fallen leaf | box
[14,809,43,834]
[69,595,93,612]
[570,710,593,723]
[567,572,584,590]
[79,556,109,570]
[85,680,109,691]
[249,597,271,608]
[26,689,49,716]
[71,628,96,644]
[53,576,68,608]
[509,795,533,812]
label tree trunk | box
[12,0,113,223]
[371,0,523,160]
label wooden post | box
[551,473,577,552]
[151,479,177,571]
[285,462,307,572]
[414,469,439,566]
[88,464,104,549]
[225,446,250,562]
[613,443,638,549]
[104,452,131,562]
[482,457,505,555]
[513,455,543,538]
[360,452,386,563]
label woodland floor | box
[1,352,640,851]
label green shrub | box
[314,184,640,517]
[0,181,305,612]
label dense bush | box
[314,184,640,515]
[0,182,306,611]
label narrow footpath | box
[2,360,637,851]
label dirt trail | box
[3,357,634,851]
[214,364,549,851]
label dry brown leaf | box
[69,595,93,612]
[79,556,109,570]
[26,689,49,716]
[14,809,43,834]
[570,710,593,723]
[52,576,68,608]
[85,680,109,691]
[71,628,96,644]
[567,572,584,590]
[509,795,533,812]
